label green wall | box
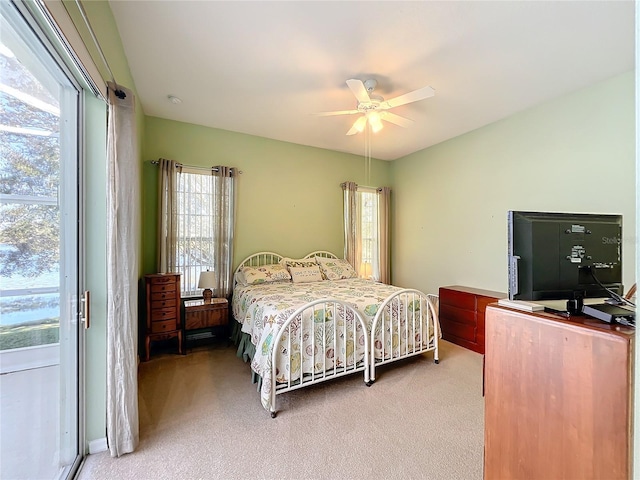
[142,117,391,274]
[390,71,635,296]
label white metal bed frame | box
[233,250,439,417]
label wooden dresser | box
[484,305,634,479]
[143,273,182,361]
[438,285,505,354]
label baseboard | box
[88,437,108,454]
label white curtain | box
[377,187,391,284]
[105,82,139,456]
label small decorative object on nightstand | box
[198,270,216,303]
[183,297,229,348]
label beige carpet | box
[76,340,484,480]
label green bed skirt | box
[230,319,262,386]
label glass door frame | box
[1,1,87,478]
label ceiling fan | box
[315,79,435,135]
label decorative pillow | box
[239,264,291,285]
[235,269,247,286]
[315,256,358,280]
[289,265,323,283]
[280,257,318,268]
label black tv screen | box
[508,211,623,302]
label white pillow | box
[280,257,318,268]
[239,264,291,285]
[235,269,247,286]
[289,265,323,283]
[315,257,358,280]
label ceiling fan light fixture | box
[318,78,434,136]
[353,116,367,133]
[368,112,383,133]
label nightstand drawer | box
[185,308,227,329]
[150,319,178,334]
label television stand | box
[484,304,633,479]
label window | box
[359,188,378,279]
[175,170,219,296]
[157,161,236,298]
[342,182,389,283]
[0,10,77,351]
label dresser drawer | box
[150,275,178,284]
[151,307,177,321]
[151,298,177,310]
[477,296,498,311]
[150,319,178,334]
[150,290,177,302]
[442,321,476,343]
[151,282,177,294]
[440,304,476,326]
[440,289,477,310]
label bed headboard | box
[304,251,337,260]
[234,250,339,276]
[235,251,284,275]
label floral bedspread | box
[232,278,432,410]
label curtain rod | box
[149,160,242,175]
[74,0,126,99]
[340,182,388,193]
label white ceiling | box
[108,1,634,161]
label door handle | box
[81,290,91,329]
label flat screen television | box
[508,211,623,309]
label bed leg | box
[435,359,440,364]
[366,380,374,387]
[270,411,277,418]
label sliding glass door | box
[0,2,83,479]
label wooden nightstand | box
[183,297,229,348]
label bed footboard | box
[369,290,439,382]
[269,299,370,418]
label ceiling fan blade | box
[313,109,360,117]
[381,111,414,128]
[380,85,435,109]
[346,116,367,136]
[346,79,371,104]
